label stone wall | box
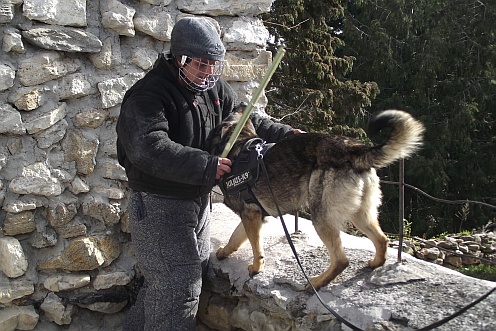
[0,1,274,330]
[403,232,496,268]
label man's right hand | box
[216,158,232,180]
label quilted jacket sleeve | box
[250,112,294,143]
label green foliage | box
[342,0,496,236]
[460,264,496,282]
[403,218,413,237]
[261,0,379,134]
[455,203,470,232]
[263,0,495,236]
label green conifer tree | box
[261,0,378,137]
[343,0,496,235]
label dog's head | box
[210,102,258,157]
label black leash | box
[416,286,495,330]
[255,145,495,331]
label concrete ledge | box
[199,203,496,331]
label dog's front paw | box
[248,265,260,277]
[216,246,229,260]
[248,258,264,277]
[305,276,324,292]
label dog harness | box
[221,138,274,206]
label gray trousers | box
[123,191,211,331]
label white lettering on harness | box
[225,171,250,189]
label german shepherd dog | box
[210,108,424,290]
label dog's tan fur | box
[210,109,424,290]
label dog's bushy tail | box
[362,110,425,169]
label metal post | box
[295,211,299,233]
[209,192,213,212]
[398,158,405,262]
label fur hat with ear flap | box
[170,17,226,61]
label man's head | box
[170,17,225,93]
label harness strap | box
[221,139,273,217]
[221,138,271,198]
[240,187,258,205]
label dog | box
[210,108,424,290]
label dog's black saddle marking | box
[222,138,274,206]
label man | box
[116,17,296,330]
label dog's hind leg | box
[304,170,359,290]
[351,218,388,268]
[350,172,388,268]
[307,220,349,291]
[351,215,388,268]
